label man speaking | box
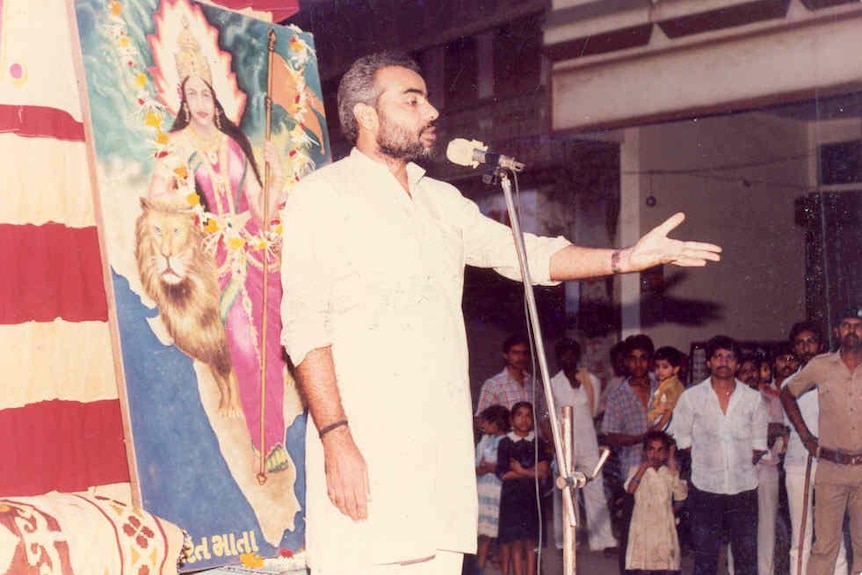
[280,51,722,575]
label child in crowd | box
[625,430,688,575]
[648,347,686,430]
[475,404,510,575]
[496,402,551,575]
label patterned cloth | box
[0,492,187,575]
[475,368,547,420]
[601,378,656,478]
[475,433,504,537]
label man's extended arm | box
[780,385,819,456]
[549,213,721,281]
[294,346,370,521]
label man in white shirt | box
[754,342,794,575]
[550,337,617,554]
[669,335,767,575]
[280,51,723,575]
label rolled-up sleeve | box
[279,180,336,366]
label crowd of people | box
[470,306,862,575]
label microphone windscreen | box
[446,138,486,168]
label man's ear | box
[354,103,377,132]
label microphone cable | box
[512,168,549,575]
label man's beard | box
[841,332,861,351]
[377,115,435,161]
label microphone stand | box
[494,167,610,575]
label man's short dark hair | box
[789,320,823,344]
[555,337,581,365]
[835,305,862,325]
[624,334,655,358]
[503,334,529,354]
[643,429,673,450]
[705,335,741,361]
[772,341,797,362]
[654,346,682,368]
[337,51,421,144]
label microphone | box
[446,138,525,172]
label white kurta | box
[280,149,569,572]
[550,370,618,551]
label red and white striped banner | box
[0,0,128,497]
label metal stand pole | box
[497,168,578,527]
[497,168,613,573]
[560,407,577,575]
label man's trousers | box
[688,484,758,575]
[785,463,847,575]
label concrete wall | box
[619,111,811,352]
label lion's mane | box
[134,197,232,380]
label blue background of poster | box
[74,0,329,569]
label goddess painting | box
[69,0,328,570]
[75,0,328,566]
[143,18,290,474]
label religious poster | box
[72,0,330,570]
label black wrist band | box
[319,419,348,439]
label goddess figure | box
[147,22,289,473]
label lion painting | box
[134,197,241,417]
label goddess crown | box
[174,18,211,85]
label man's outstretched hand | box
[627,212,722,272]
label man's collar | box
[350,147,427,188]
[626,374,656,388]
[506,366,528,379]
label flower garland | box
[106,0,322,246]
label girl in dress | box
[475,404,509,575]
[625,430,688,575]
[496,402,551,575]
